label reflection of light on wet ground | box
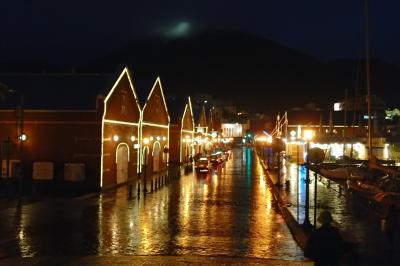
[17,207,36,257]
[18,227,35,258]
[247,153,298,259]
[0,148,302,261]
[259,174,266,196]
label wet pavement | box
[274,160,400,265]
[0,147,306,263]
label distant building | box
[168,96,195,165]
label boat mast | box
[364,0,373,160]
[350,60,361,159]
[343,88,348,157]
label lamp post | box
[307,147,325,230]
[0,83,25,199]
[302,130,314,229]
[267,136,272,170]
[143,154,148,194]
[142,143,148,194]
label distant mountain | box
[2,30,400,112]
[83,30,400,111]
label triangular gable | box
[181,96,195,132]
[103,67,141,123]
[142,77,170,125]
[198,106,207,127]
[208,109,214,131]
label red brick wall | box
[104,73,140,123]
[169,124,180,164]
[101,70,141,189]
[142,81,169,125]
[141,125,169,176]
[0,110,101,189]
[101,124,139,188]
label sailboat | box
[320,0,382,181]
[346,1,400,203]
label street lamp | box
[302,129,314,229]
[0,83,25,199]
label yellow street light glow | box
[156,136,161,141]
[267,136,272,143]
[150,136,154,141]
[19,133,27,142]
[144,138,150,145]
[290,130,296,137]
[113,135,119,142]
[256,136,267,142]
[163,136,167,141]
[303,130,314,141]
[130,136,136,142]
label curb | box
[259,156,309,250]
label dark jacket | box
[304,224,346,266]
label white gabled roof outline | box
[181,96,195,132]
[103,67,141,119]
[100,66,141,188]
[142,76,170,124]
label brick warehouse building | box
[168,96,195,166]
[100,68,141,189]
[140,77,170,182]
[0,67,142,191]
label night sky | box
[1,0,400,66]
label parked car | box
[210,151,224,165]
[195,157,209,173]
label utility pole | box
[365,0,373,160]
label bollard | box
[129,184,133,199]
[137,181,140,199]
[285,180,290,191]
[327,180,330,188]
[151,179,154,192]
[158,176,161,187]
[155,178,158,189]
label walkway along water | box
[258,150,400,265]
